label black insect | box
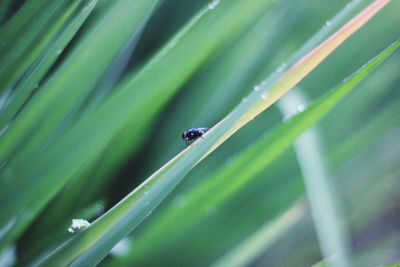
[182,127,209,145]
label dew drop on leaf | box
[261,92,268,100]
[68,219,90,233]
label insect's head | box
[182,130,189,140]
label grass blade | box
[211,202,306,267]
[278,90,350,267]
[0,0,160,163]
[0,0,160,249]
[0,0,72,92]
[0,0,12,24]
[0,0,53,58]
[0,0,98,128]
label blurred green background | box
[0,0,399,266]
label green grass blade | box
[0,0,72,92]
[0,0,159,249]
[0,0,98,128]
[0,0,51,57]
[114,39,400,265]
[210,202,305,267]
[0,0,12,24]
[32,2,394,266]
[278,90,351,267]
[0,0,160,163]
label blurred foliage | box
[0,0,399,266]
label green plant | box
[0,0,399,266]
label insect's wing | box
[199,127,209,133]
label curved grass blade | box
[34,1,394,266]
[0,0,98,128]
[112,39,400,265]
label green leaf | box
[0,0,98,129]
[0,0,159,163]
[0,0,12,24]
[0,0,52,57]
[210,202,306,267]
[0,0,73,92]
[0,0,159,249]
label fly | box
[182,127,209,145]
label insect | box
[182,127,209,145]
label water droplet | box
[277,63,287,73]
[325,20,332,26]
[56,49,62,55]
[208,0,220,10]
[260,92,268,100]
[253,85,261,92]
[346,0,359,8]
[298,104,306,112]
[144,191,148,195]
[68,219,90,233]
